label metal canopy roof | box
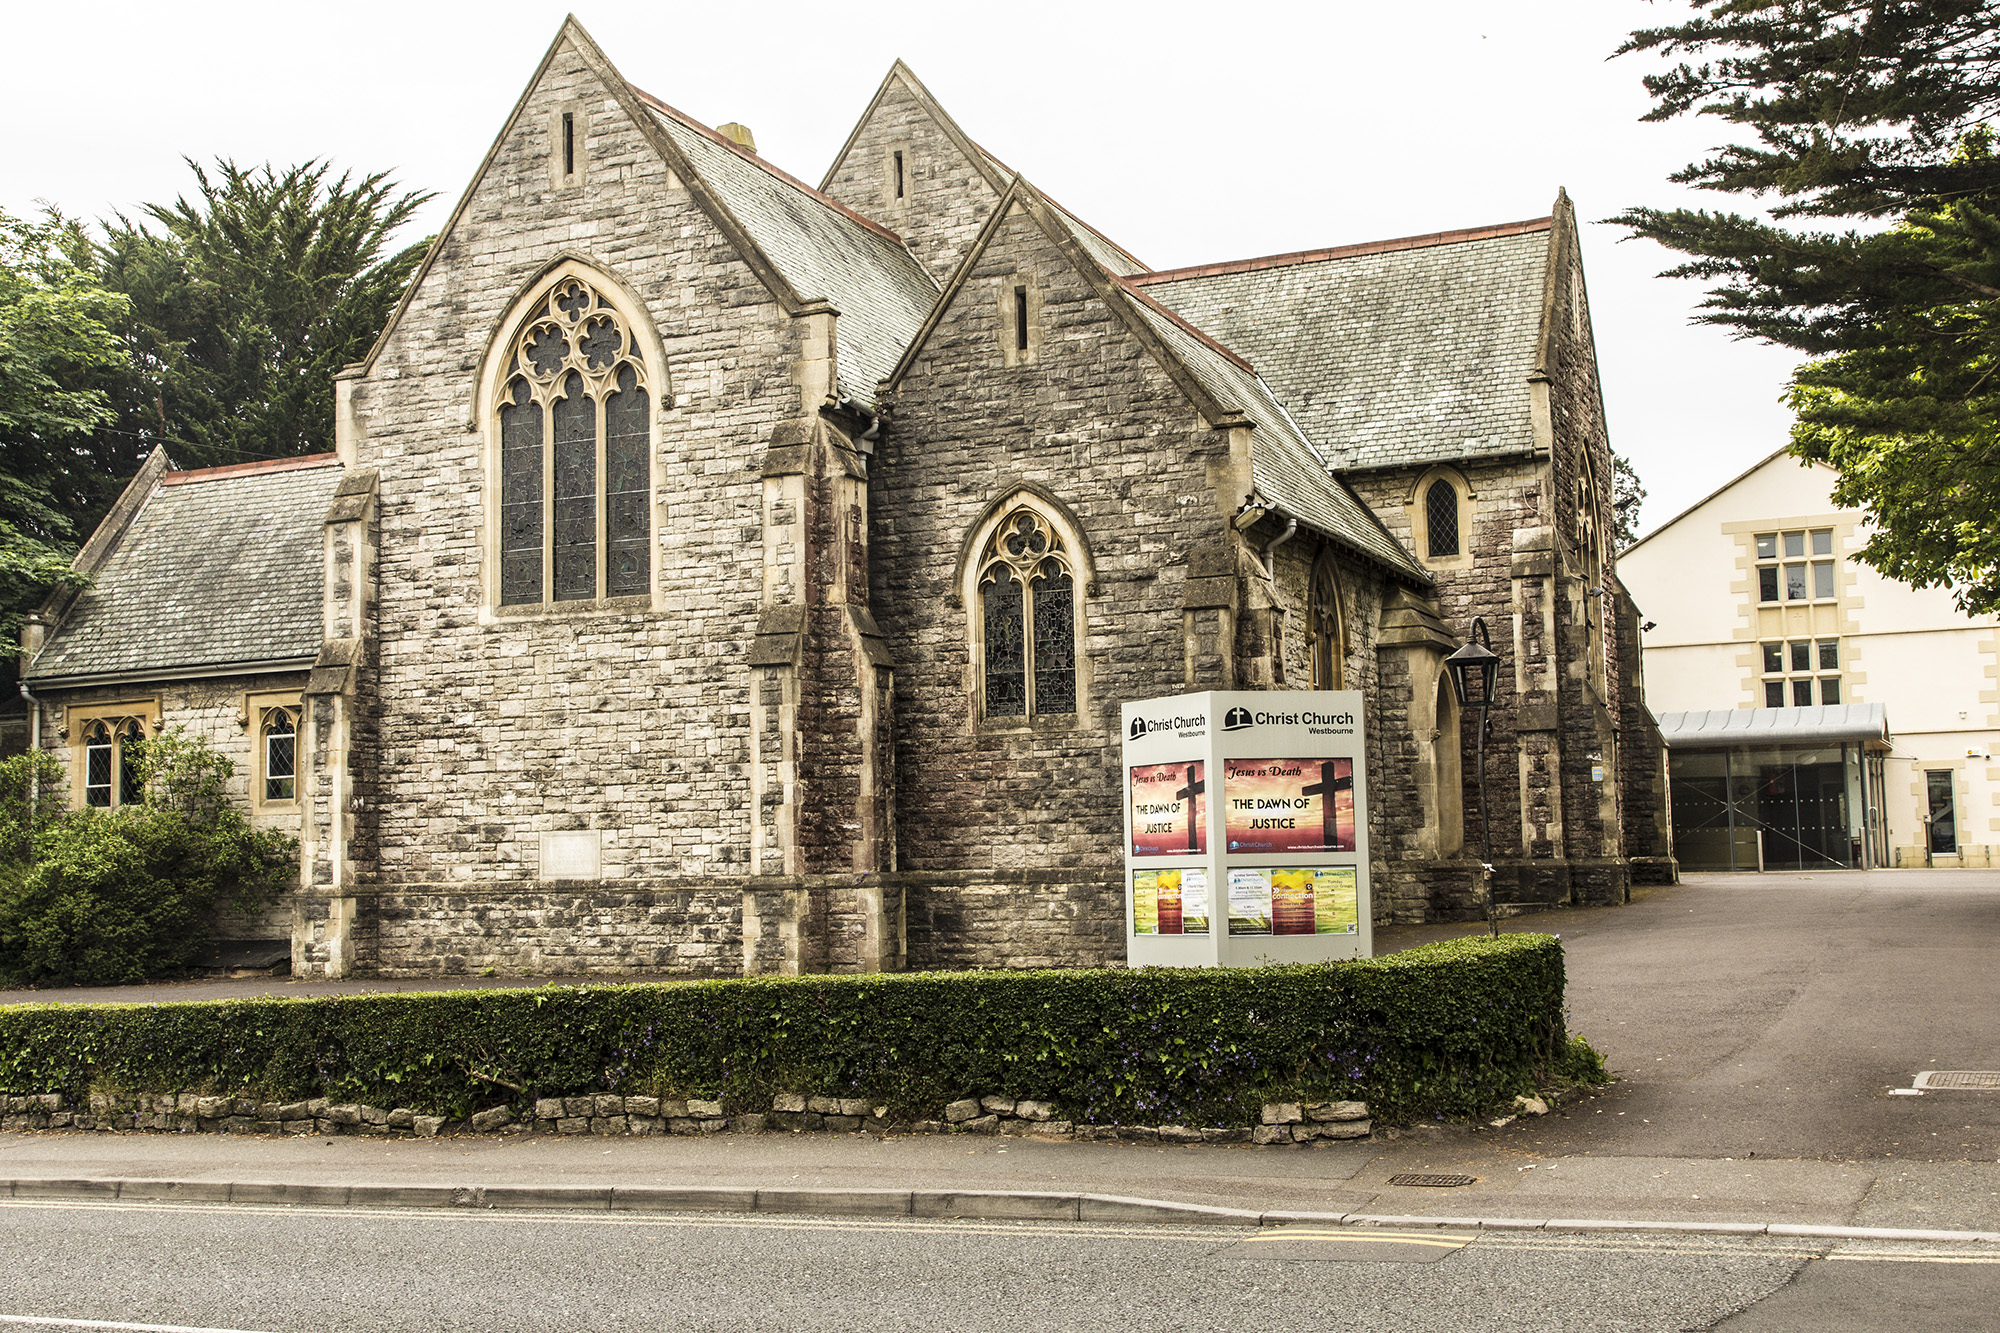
[1654,703,1890,749]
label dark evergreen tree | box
[78,160,431,525]
[1614,1,2000,609]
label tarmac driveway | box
[1380,870,2000,1163]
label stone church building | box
[22,20,1673,979]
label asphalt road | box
[1378,870,2000,1164]
[2,1198,1996,1333]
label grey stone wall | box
[904,871,1124,970]
[347,35,799,896]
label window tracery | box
[496,276,651,606]
[977,508,1077,717]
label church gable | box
[820,63,1008,284]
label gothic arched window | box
[1425,478,1460,558]
[977,508,1077,717]
[261,707,298,802]
[495,275,652,606]
[83,717,146,808]
[1308,553,1346,691]
[1575,454,1604,579]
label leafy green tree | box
[1612,452,1648,551]
[85,158,431,483]
[0,730,295,987]
[0,211,126,653]
[1614,1,2000,610]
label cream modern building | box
[1619,448,2000,870]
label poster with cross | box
[1127,761,1208,856]
[1222,756,1355,854]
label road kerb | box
[2,1178,1998,1244]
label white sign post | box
[1120,690,1372,968]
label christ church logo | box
[1223,706,1255,732]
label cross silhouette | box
[1298,761,1352,849]
[1175,764,1206,852]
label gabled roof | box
[28,456,342,685]
[353,19,935,410]
[638,96,938,403]
[1131,217,1555,472]
[889,180,1427,587]
[820,60,1150,278]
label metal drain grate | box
[1386,1173,1479,1188]
[1914,1071,2000,1091]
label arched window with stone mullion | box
[977,508,1077,718]
[495,276,652,606]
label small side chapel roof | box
[27,456,342,685]
[1131,218,1554,472]
[639,96,939,405]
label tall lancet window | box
[496,276,652,606]
[978,508,1077,717]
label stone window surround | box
[548,100,589,191]
[475,257,669,621]
[1723,513,1865,709]
[61,697,160,809]
[881,139,912,216]
[1404,466,1475,573]
[958,486,1095,735]
[243,690,302,810]
[998,268,1043,368]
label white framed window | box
[1760,639,1841,708]
[1754,528,1836,604]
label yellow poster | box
[1311,866,1358,934]
[1132,869,1159,934]
[1271,868,1316,935]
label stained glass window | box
[977,506,1078,718]
[1031,564,1075,714]
[551,371,596,601]
[499,378,543,605]
[1425,479,1459,558]
[493,275,653,606]
[604,365,650,597]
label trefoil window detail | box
[979,508,1077,717]
[496,276,652,606]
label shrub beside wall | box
[0,934,1573,1128]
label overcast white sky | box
[6,0,1804,536]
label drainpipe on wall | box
[1259,514,1298,578]
[17,679,41,848]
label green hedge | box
[0,934,1571,1126]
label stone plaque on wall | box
[540,831,602,881]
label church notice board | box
[1120,690,1371,968]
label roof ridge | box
[1126,216,1556,287]
[631,86,912,247]
[160,453,341,486]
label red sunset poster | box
[1129,762,1207,856]
[1223,757,1356,854]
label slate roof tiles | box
[1132,221,1553,472]
[28,458,342,684]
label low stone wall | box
[1376,857,1632,923]
[1,1089,1373,1148]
